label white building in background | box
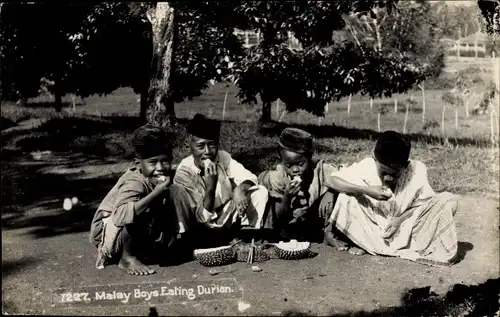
[444,31,498,58]
[233,29,303,50]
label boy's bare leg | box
[323,222,349,251]
[118,226,156,276]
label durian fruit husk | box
[269,241,318,260]
[193,245,237,267]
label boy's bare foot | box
[324,231,349,251]
[348,246,366,256]
[119,256,156,275]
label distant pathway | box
[1,118,46,136]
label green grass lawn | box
[1,83,499,201]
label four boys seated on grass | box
[89,113,459,275]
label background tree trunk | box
[261,101,272,122]
[146,2,177,127]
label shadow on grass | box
[456,241,474,263]
[2,115,494,164]
[1,117,17,131]
[23,101,72,109]
[258,120,493,147]
[1,172,120,238]
[2,258,41,279]
[281,278,499,316]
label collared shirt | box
[89,167,155,245]
[258,160,339,207]
[173,150,257,223]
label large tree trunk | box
[146,2,177,128]
[261,101,272,122]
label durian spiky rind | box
[273,240,317,260]
[193,245,236,267]
[274,248,317,260]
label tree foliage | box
[381,1,445,78]
[2,0,438,122]
[0,3,93,104]
[223,0,429,119]
[477,0,500,35]
[433,2,483,39]
[233,42,424,117]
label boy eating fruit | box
[89,124,194,275]
[258,127,340,242]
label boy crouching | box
[89,124,194,275]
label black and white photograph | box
[1,0,499,315]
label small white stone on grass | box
[238,300,251,312]
[251,265,262,272]
[208,269,219,276]
[63,198,73,211]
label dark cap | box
[278,128,313,154]
[374,130,411,169]
[187,113,221,141]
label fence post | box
[403,104,409,134]
[394,98,398,113]
[276,99,280,119]
[490,109,495,146]
[222,91,228,120]
[370,97,373,109]
[420,84,426,123]
[279,109,286,122]
[441,104,446,137]
[377,112,381,132]
[347,95,352,117]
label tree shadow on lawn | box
[2,257,42,279]
[4,115,493,164]
[1,117,17,131]
[1,170,119,239]
[281,278,499,317]
[258,120,492,147]
[22,101,72,109]
[1,115,143,156]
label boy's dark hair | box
[131,124,172,159]
[374,130,411,168]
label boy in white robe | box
[324,131,459,266]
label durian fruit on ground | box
[273,240,318,260]
[236,244,271,263]
[193,245,237,267]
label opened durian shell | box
[193,245,237,267]
[271,239,317,260]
